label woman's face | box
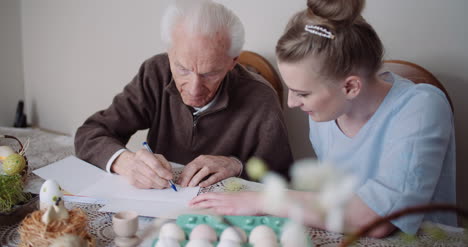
[278,56,349,122]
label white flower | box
[261,172,288,214]
[290,159,340,191]
[291,158,358,232]
[318,174,357,232]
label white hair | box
[160,0,245,58]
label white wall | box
[14,0,468,211]
[0,0,24,126]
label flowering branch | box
[340,204,468,247]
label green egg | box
[2,153,26,175]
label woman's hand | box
[189,192,263,216]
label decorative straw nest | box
[18,208,96,247]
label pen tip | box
[172,185,178,192]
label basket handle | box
[1,135,24,153]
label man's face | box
[168,24,237,107]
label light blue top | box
[309,72,456,234]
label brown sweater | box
[75,53,293,178]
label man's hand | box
[112,149,173,189]
[189,192,262,215]
[177,155,242,187]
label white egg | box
[219,227,247,243]
[185,239,213,247]
[248,225,277,245]
[39,179,63,210]
[252,239,279,247]
[189,224,217,242]
[159,223,186,242]
[216,240,242,247]
[0,146,15,161]
[280,222,308,247]
[155,238,181,247]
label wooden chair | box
[380,60,454,112]
[238,51,284,107]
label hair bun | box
[307,0,365,27]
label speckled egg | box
[189,224,217,242]
[2,153,26,175]
[39,179,63,210]
[159,223,186,242]
[220,227,247,243]
[248,225,277,245]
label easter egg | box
[190,224,217,242]
[249,225,277,245]
[185,239,213,247]
[220,227,247,243]
[2,153,26,175]
[39,179,63,210]
[216,240,242,247]
[155,238,181,247]
[159,223,186,242]
[0,146,15,161]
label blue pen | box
[142,142,178,192]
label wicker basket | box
[0,134,34,225]
[1,135,30,182]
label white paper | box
[33,155,200,218]
[33,156,104,194]
[78,173,199,202]
[99,199,195,218]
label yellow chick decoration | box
[41,197,69,225]
[2,153,26,175]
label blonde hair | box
[276,0,383,81]
[161,0,245,58]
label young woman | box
[189,0,456,237]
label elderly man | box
[75,0,292,189]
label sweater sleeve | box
[251,110,294,179]
[74,58,161,170]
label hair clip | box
[304,25,335,39]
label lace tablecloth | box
[1,127,467,247]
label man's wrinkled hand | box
[112,149,173,189]
[177,155,242,187]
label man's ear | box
[342,75,362,99]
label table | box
[1,127,467,246]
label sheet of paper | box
[78,173,200,202]
[99,198,205,219]
[33,156,105,194]
[33,156,200,213]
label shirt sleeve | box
[356,87,454,234]
[74,59,159,170]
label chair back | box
[380,60,454,112]
[238,51,284,107]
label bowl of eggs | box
[152,215,312,247]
